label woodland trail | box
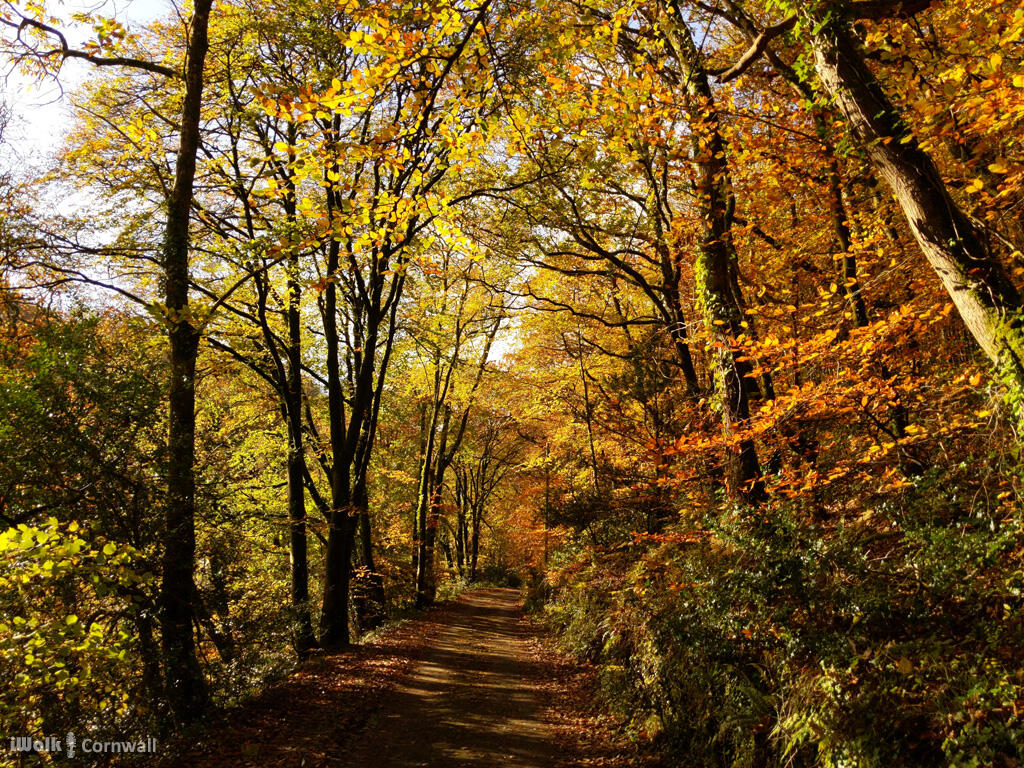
[149,588,641,768]
[344,588,559,767]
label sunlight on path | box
[345,589,559,768]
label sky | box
[2,0,172,167]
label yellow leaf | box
[988,161,1009,174]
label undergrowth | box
[536,469,1024,767]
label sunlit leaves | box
[0,519,151,734]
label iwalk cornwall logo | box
[8,731,157,758]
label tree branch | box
[713,1,936,83]
[10,16,178,78]
[713,15,796,82]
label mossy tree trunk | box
[805,2,1024,406]
[658,2,767,502]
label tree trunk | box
[423,487,442,602]
[824,141,869,329]
[439,534,454,570]
[285,261,316,652]
[455,513,465,577]
[321,503,355,648]
[277,124,317,653]
[411,401,426,595]
[159,0,213,723]
[454,471,467,578]
[807,5,1024,400]
[417,406,450,606]
[469,505,482,581]
[414,414,439,608]
[659,7,765,502]
[352,478,384,633]
[320,237,355,649]
[656,242,702,393]
[137,612,162,708]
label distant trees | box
[407,256,505,605]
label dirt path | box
[345,588,558,767]
[144,588,642,768]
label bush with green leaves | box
[0,519,153,745]
[543,472,1024,767]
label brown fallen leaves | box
[128,608,454,768]
[119,598,652,768]
[523,614,661,768]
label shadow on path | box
[345,588,558,768]
[140,588,638,768]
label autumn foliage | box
[2,0,1024,765]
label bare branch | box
[8,15,178,78]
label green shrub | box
[544,477,1024,767]
[0,519,154,744]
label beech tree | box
[1,0,215,721]
[713,0,1024,412]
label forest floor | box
[142,588,652,768]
